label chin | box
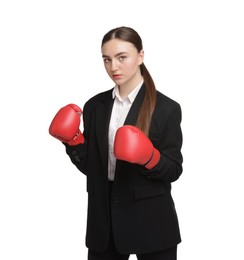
[113,79,124,85]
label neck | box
[119,76,143,99]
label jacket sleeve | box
[62,101,91,175]
[144,103,183,183]
[63,140,88,174]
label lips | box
[113,74,122,79]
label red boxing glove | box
[49,104,84,145]
[114,125,160,169]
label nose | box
[111,60,119,72]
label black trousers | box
[88,182,177,260]
[88,246,177,260]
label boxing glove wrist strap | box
[67,131,84,145]
[144,148,160,169]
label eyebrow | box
[102,52,128,58]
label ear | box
[138,50,144,65]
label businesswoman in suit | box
[49,26,183,260]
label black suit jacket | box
[64,84,183,254]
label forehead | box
[102,39,137,56]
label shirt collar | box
[112,79,144,103]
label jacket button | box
[112,197,119,203]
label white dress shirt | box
[108,81,143,181]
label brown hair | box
[101,26,157,136]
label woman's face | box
[102,39,144,88]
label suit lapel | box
[95,90,114,175]
[124,83,145,125]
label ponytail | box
[136,63,157,136]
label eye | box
[103,58,111,63]
[119,56,127,61]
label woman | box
[49,26,183,260]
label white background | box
[1,0,244,259]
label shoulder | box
[84,88,113,111]
[156,91,181,112]
[151,91,182,129]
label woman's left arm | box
[146,103,183,183]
